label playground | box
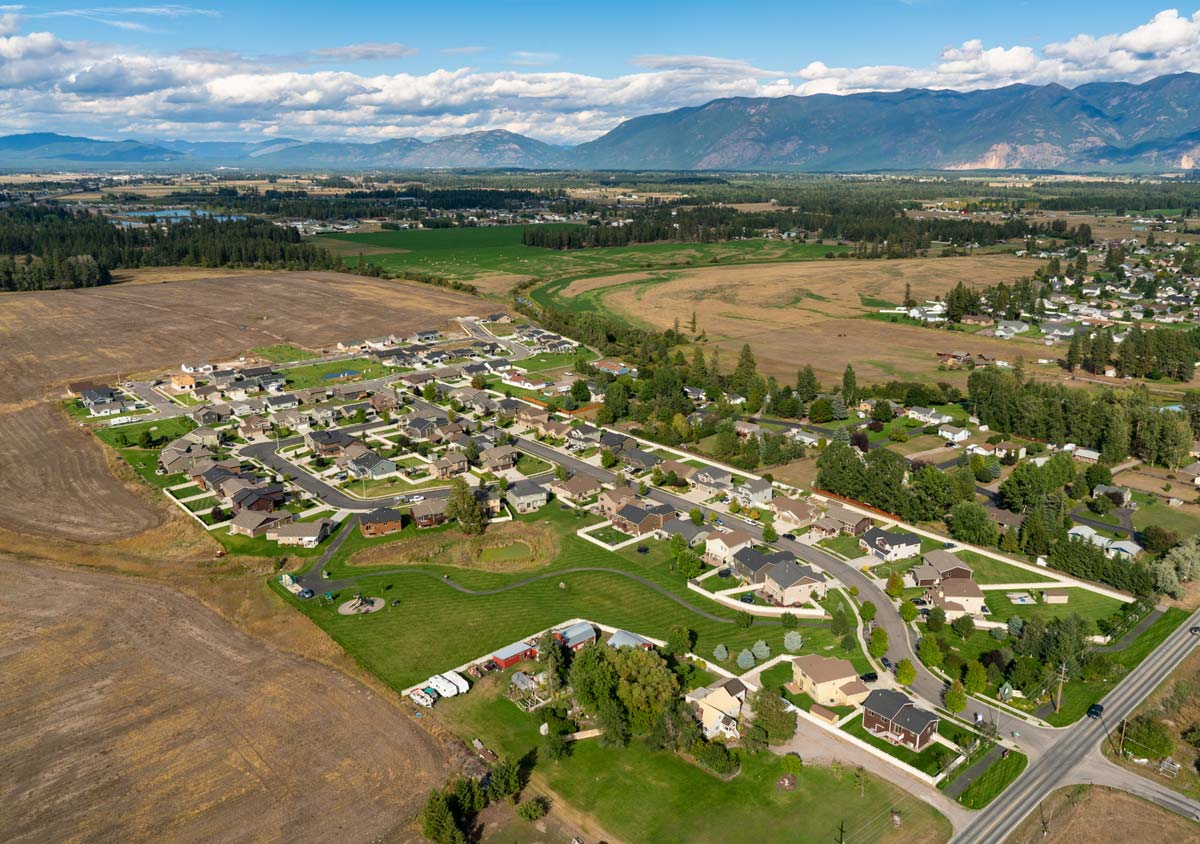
[337,594,384,615]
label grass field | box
[437,676,951,844]
[985,588,1126,629]
[1131,502,1200,537]
[251,344,316,363]
[319,226,848,293]
[955,751,1028,809]
[278,506,862,690]
[283,360,387,390]
[95,415,196,449]
[953,550,1055,584]
[818,535,864,560]
[519,349,597,372]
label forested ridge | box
[0,206,340,291]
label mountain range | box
[4,73,1200,173]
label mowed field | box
[0,558,449,844]
[319,225,847,297]
[541,254,1046,384]
[0,271,482,542]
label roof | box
[710,529,753,548]
[765,559,824,589]
[607,629,654,649]
[936,579,985,599]
[556,621,596,648]
[555,474,601,496]
[793,654,857,685]
[272,519,333,539]
[923,549,969,572]
[773,497,817,520]
[361,507,403,525]
[411,498,448,518]
[230,510,284,531]
[508,479,546,500]
[733,547,794,576]
[661,518,708,543]
[862,527,919,549]
[494,640,536,661]
[863,688,939,735]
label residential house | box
[411,498,449,528]
[185,426,222,448]
[861,689,939,751]
[762,560,828,606]
[475,486,504,517]
[771,497,818,532]
[685,677,748,740]
[791,655,870,707]
[732,547,796,584]
[938,424,969,443]
[1093,484,1133,507]
[431,451,469,479]
[593,359,633,377]
[171,373,197,392]
[907,549,974,588]
[348,451,397,480]
[229,484,286,514]
[611,501,674,535]
[859,527,921,562]
[507,479,549,514]
[549,474,602,503]
[923,579,987,621]
[191,405,231,426]
[704,530,754,565]
[658,460,697,484]
[734,478,773,508]
[597,485,638,516]
[995,441,1026,460]
[227,509,291,538]
[267,518,334,548]
[480,445,520,472]
[907,406,953,426]
[693,466,734,496]
[306,429,360,458]
[621,448,661,474]
[238,414,272,439]
[359,508,405,537]
[655,518,710,548]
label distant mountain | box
[571,73,1200,172]
[3,75,1200,172]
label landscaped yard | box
[518,349,597,372]
[1131,502,1200,537]
[95,415,196,449]
[515,453,552,476]
[435,676,951,844]
[818,534,865,560]
[283,360,387,390]
[955,751,1028,809]
[985,588,1126,629]
[953,549,1055,584]
[842,718,955,777]
[589,525,634,546]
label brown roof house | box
[359,508,404,537]
[907,549,974,589]
[923,579,987,621]
[704,529,754,565]
[861,688,939,751]
[791,655,870,708]
[228,509,291,538]
[684,677,748,741]
[549,474,602,503]
[771,497,818,532]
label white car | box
[409,495,425,503]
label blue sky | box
[1,2,1198,142]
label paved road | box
[1070,504,1134,537]
[951,607,1200,843]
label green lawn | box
[215,523,339,559]
[95,415,196,448]
[1048,608,1189,726]
[115,448,187,489]
[589,525,634,546]
[953,550,1055,584]
[283,360,387,390]
[252,344,316,363]
[818,535,864,560]
[276,505,865,690]
[955,751,1028,809]
[1132,503,1200,537]
[842,718,955,777]
[436,676,951,844]
[516,453,552,476]
[986,588,1126,630]
[519,349,598,373]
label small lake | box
[118,208,246,222]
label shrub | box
[693,740,740,776]
[752,639,772,660]
[736,649,756,669]
[517,796,549,822]
[713,643,729,661]
[784,631,804,652]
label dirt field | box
[1005,784,1200,844]
[0,557,449,844]
[0,271,482,542]
[556,254,1049,384]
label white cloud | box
[0,8,1198,144]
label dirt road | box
[0,557,449,844]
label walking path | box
[943,746,1004,800]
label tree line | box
[0,206,340,291]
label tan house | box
[171,372,197,392]
[432,451,470,479]
[684,677,747,740]
[704,529,754,565]
[1042,589,1070,605]
[550,474,602,503]
[791,654,870,708]
[597,485,638,516]
[762,560,828,607]
[923,579,987,620]
[771,497,818,532]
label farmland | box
[532,253,1049,384]
[319,224,847,295]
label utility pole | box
[1055,662,1068,712]
[1119,718,1128,757]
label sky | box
[1,2,1199,144]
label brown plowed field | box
[0,271,482,542]
[0,557,449,844]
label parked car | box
[740,595,755,604]
[881,657,892,671]
[299,588,314,600]
[1190,626,1200,636]
[410,494,425,502]
[1087,703,1105,719]
[782,533,797,541]
[860,672,878,683]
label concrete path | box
[942,745,1003,800]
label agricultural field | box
[437,674,951,844]
[319,225,846,296]
[531,253,1049,385]
[1005,784,1200,844]
[0,557,449,844]
[0,271,480,543]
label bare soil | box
[1005,784,1200,844]
[0,271,482,542]
[0,557,449,844]
[348,521,559,571]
